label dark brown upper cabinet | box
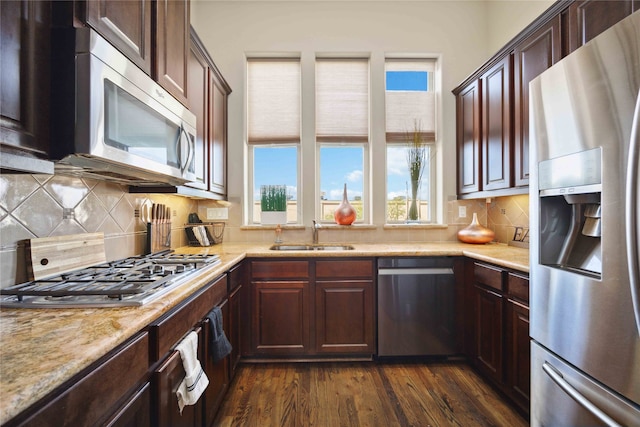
[86,0,152,74]
[0,0,54,174]
[513,16,561,187]
[481,55,512,192]
[453,0,635,199]
[154,0,190,106]
[456,79,482,195]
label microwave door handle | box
[179,126,193,175]
[626,88,640,336]
[174,124,184,173]
[183,128,194,176]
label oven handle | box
[542,362,622,427]
[378,268,453,276]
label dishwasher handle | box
[378,267,454,276]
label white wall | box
[486,0,555,55]
[190,1,546,237]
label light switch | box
[458,206,467,218]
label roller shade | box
[316,58,369,143]
[385,58,436,143]
[247,58,301,144]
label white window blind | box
[247,58,301,144]
[316,58,369,143]
[385,58,436,142]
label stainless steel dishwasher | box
[377,257,458,357]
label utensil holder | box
[147,221,172,254]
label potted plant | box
[260,185,288,225]
[406,121,427,222]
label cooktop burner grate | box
[0,250,220,307]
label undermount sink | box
[269,244,355,251]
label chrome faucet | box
[312,220,321,244]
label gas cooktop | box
[0,251,220,308]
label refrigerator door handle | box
[543,362,623,427]
[626,89,640,336]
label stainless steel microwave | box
[50,28,197,186]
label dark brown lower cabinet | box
[315,280,374,354]
[473,284,504,383]
[202,299,230,426]
[104,383,151,427]
[465,260,530,417]
[506,298,531,413]
[248,258,375,358]
[153,346,202,427]
[252,280,312,355]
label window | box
[247,58,301,224]
[316,58,369,222]
[385,58,436,223]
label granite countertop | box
[0,241,528,424]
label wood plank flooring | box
[214,361,528,426]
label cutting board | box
[27,233,107,280]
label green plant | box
[406,120,427,221]
[260,185,287,212]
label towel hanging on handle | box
[175,331,209,414]
[206,306,232,363]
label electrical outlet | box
[458,206,467,218]
[207,208,228,220]
[501,208,506,215]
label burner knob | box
[153,265,165,275]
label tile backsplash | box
[0,173,530,288]
[0,174,199,288]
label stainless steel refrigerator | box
[529,10,640,427]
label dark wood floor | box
[214,361,529,426]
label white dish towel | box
[175,331,209,414]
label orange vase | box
[457,213,495,244]
[334,183,356,225]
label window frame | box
[383,56,439,224]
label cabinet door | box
[315,280,374,354]
[474,284,504,383]
[153,349,200,427]
[481,55,512,191]
[456,79,482,195]
[202,300,229,427]
[209,71,229,197]
[506,298,530,414]
[0,0,52,170]
[564,0,635,54]
[86,0,152,74]
[154,0,189,106]
[252,280,311,354]
[104,383,151,427]
[513,16,561,187]
[185,32,209,190]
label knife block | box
[147,222,171,254]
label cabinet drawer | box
[149,274,227,360]
[16,332,149,427]
[316,259,373,279]
[474,263,503,291]
[251,260,309,279]
[507,272,529,303]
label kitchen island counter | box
[0,242,527,424]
